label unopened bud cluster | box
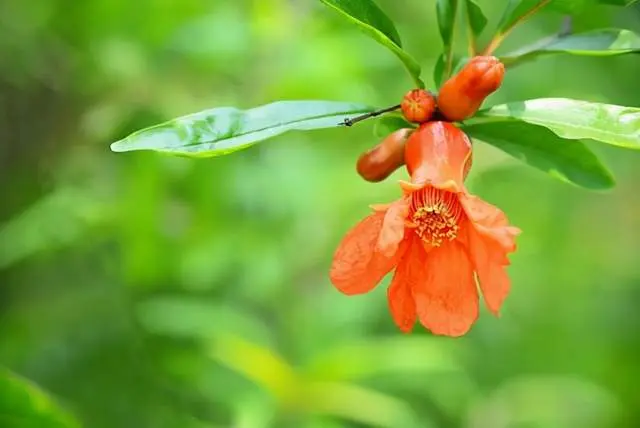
[356,56,504,183]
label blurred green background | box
[1,0,640,427]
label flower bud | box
[437,56,505,122]
[400,89,436,124]
[356,128,413,182]
[404,121,473,186]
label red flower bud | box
[356,128,413,182]
[404,121,473,186]
[401,89,436,124]
[437,56,505,122]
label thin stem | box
[482,0,551,56]
[339,104,401,127]
[410,72,424,89]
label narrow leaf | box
[468,98,640,149]
[433,54,467,88]
[461,121,615,189]
[306,381,420,428]
[465,0,488,38]
[111,101,373,157]
[0,368,80,428]
[496,0,552,35]
[599,0,638,5]
[548,0,591,14]
[208,335,298,402]
[501,28,640,65]
[320,0,402,46]
[436,0,460,78]
[373,115,414,139]
[304,337,461,381]
[320,0,424,87]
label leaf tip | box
[109,139,129,153]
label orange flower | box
[437,56,505,122]
[401,89,436,123]
[330,121,520,337]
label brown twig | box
[339,104,401,127]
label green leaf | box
[465,0,487,38]
[304,337,461,382]
[461,121,615,189]
[320,0,424,88]
[0,188,107,270]
[500,29,640,66]
[548,0,591,14]
[110,101,373,157]
[306,381,421,428]
[551,0,637,12]
[207,335,298,403]
[136,296,273,346]
[0,368,80,428]
[433,54,467,88]
[599,0,638,5]
[373,115,414,139]
[496,0,552,35]
[468,98,640,149]
[436,0,460,80]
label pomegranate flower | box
[330,121,520,337]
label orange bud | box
[400,89,436,124]
[437,56,505,122]
[356,128,413,183]
[404,121,472,186]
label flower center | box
[409,187,462,247]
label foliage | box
[110,0,640,192]
[2,0,640,427]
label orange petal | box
[386,239,419,333]
[458,193,519,315]
[403,122,472,189]
[330,212,404,295]
[377,199,409,257]
[465,225,511,315]
[459,193,520,255]
[413,241,479,337]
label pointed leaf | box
[110,101,373,157]
[436,0,460,80]
[433,54,467,88]
[496,0,552,35]
[599,0,638,5]
[306,381,421,428]
[550,0,637,11]
[468,98,640,149]
[461,121,615,189]
[373,115,414,138]
[320,0,424,87]
[465,0,488,37]
[208,335,298,403]
[0,368,80,428]
[304,337,461,381]
[501,29,640,65]
[548,0,591,14]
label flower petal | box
[404,122,472,189]
[465,225,511,315]
[330,211,404,295]
[414,241,479,337]
[458,193,519,315]
[377,198,409,257]
[386,239,419,333]
[459,193,520,254]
